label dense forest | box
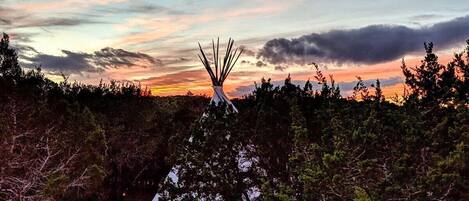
[1,33,468,201]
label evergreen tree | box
[0,33,22,77]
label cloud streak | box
[258,15,469,65]
[116,1,292,46]
[94,3,185,15]
[0,6,103,29]
[21,47,161,74]
[137,70,208,86]
[93,47,162,68]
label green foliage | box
[159,104,255,200]
[1,33,468,201]
[43,172,70,197]
[353,186,371,201]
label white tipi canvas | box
[153,39,243,200]
[211,86,238,113]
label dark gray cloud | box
[255,60,267,67]
[274,65,287,71]
[22,50,99,74]
[240,60,268,67]
[21,47,161,74]
[239,46,256,56]
[14,44,38,54]
[93,47,162,68]
[258,15,469,65]
[228,76,402,97]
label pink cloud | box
[116,1,295,46]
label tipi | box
[198,38,243,113]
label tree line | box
[1,33,468,200]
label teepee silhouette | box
[198,38,243,113]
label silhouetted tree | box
[401,41,469,107]
[0,33,22,77]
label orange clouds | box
[138,70,212,96]
[381,83,406,99]
[143,51,457,98]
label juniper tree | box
[0,33,22,77]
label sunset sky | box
[2,0,469,97]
